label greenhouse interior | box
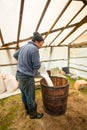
[0,0,87,130]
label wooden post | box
[68,46,70,68]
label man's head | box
[32,32,44,48]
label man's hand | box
[34,70,43,78]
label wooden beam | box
[0,59,68,67]
[68,46,70,68]
[70,56,87,59]
[68,30,87,46]
[49,4,86,46]
[41,23,79,35]
[73,0,87,5]
[1,23,79,47]
[69,41,87,47]
[42,45,68,48]
[17,0,25,48]
[0,63,17,66]
[0,29,4,45]
[41,59,68,63]
[0,47,18,50]
[44,0,72,40]
[57,15,87,46]
[35,0,51,31]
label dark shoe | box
[30,112,44,119]
[29,104,44,119]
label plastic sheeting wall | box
[70,48,87,79]
[0,46,68,75]
[0,49,17,75]
[40,46,68,69]
[0,46,87,79]
[0,0,87,79]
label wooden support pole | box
[44,0,72,40]
[17,0,25,48]
[0,29,4,45]
[35,0,51,31]
[68,46,70,68]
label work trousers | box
[16,71,37,110]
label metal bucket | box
[40,76,69,115]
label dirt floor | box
[0,76,87,130]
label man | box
[13,32,44,119]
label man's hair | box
[32,32,44,42]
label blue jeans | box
[16,71,36,110]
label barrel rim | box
[40,76,69,88]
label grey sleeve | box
[32,50,41,70]
[13,49,20,61]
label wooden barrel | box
[40,76,69,115]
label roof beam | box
[35,0,51,31]
[49,4,86,46]
[17,0,25,48]
[57,15,87,46]
[42,23,79,35]
[44,0,72,40]
[1,23,79,47]
[0,29,4,45]
[73,0,87,5]
[68,30,87,46]
[0,47,18,50]
[69,41,87,47]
